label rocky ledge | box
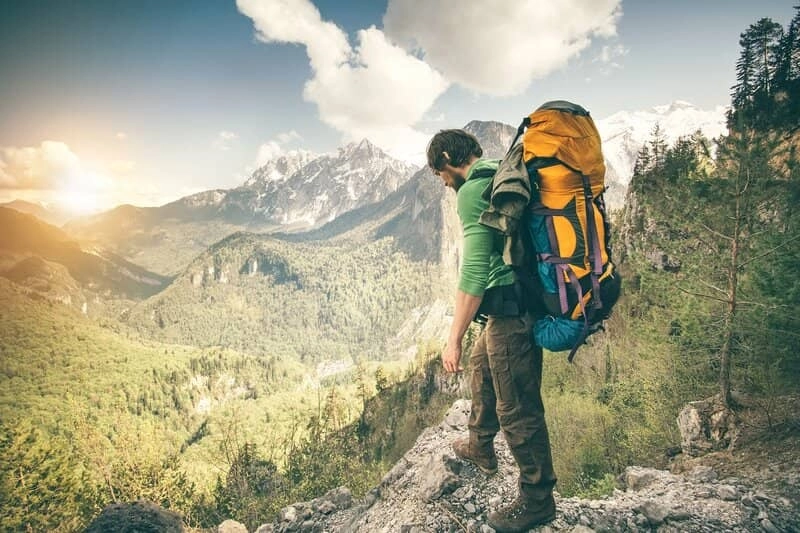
[252,399,799,533]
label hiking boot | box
[487,494,556,533]
[452,435,498,475]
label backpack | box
[510,100,621,361]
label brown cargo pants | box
[468,313,557,501]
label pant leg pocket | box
[492,355,516,405]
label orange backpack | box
[513,101,621,361]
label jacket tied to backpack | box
[479,100,621,362]
[478,142,531,267]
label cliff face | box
[252,399,799,533]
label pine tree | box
[733,34,756,108]
[783,6,800,82]
[632,144,651,178]
[747,18,784,97]
[648,124,668,172]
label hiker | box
[427,129,557,532]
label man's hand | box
[443,289,483,373]
[442,341,463,373]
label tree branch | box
[697,279,728,295]
[700,223,734,242]
[677,285,730,304]
[738,234,800,269]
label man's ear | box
[441,151,450,164]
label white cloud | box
[236,0,449,162]
[254,130,308,166]
[596,43,629,64]
[110,160,136,174]
[594,43,629,73]
[0,141,84,190]
[276,130,302,144]
[212,130,239,151]
[116,131,127,140]
[383,0,622,96]
[0,141,122,214]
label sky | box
[0,0,795,214]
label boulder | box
[85,500,184,533]
[677,397,738,456]
[620,466,660,491]
[218,519,248,533]
[419,452,462,501]
[442,399,471,429]
[636,500,671,526]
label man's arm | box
[443,289,483,373]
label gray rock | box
[420,452,461,501]
[669,508,691,521]
[481,525,496,533]
[442,399,471,429]
[761,518,780,533]
[324,486,353,509]
[254,525,274,533]
[279,506,297,523]
[695,487,714,498]
[382,459,409,485]
[364,488,379,507]
[299,519,315,532]
[453,485,474,501]
[677,399,737,456]
[570,526,596,533]
[85,500,185,533]
[636,500,671,526]
[716,484,739,501]
[464,502,477,514]
[317,501,336,514]
[686,465,718,483]
[218,519,248,533]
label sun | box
[58,186,101,215]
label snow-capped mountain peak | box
[243,149,316,189]
[596,100,729,209]
[235,138,417,229]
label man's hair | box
[426,129,483,171]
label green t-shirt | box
[456,159,516,296]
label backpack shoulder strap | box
[469,167,496,181]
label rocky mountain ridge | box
[242,138,417,230]
[243,150,317,189]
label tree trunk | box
[720,170,744,408]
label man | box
[427,129,557,532]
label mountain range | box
[0,207,171,311]
[0,199,75,226]
[2,101,728,283]
[595,100,729,208]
